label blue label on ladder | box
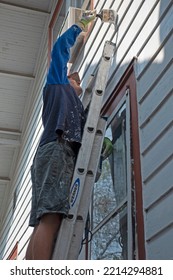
[70,178,80,207]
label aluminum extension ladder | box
[52,40,115,260]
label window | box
[85,61,146,260]
[90,92,135,260]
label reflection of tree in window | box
[111,104,127,204]
[91,103,130,260]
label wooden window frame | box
[101,59,146,260]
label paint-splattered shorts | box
[29,139,76,227]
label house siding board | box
[140,88,173,154]
[0,206,13,259]
[1,197,31,259]
[136,1,173,259]
[143,159,173,210]
[136,0,172,79]
[105,0,164,103]
[137,41,172,106]
[146,224,173,260]
[0,0,173,260]
[0,120,43,259]
[142,118,173,183]
[146,190,173,239]
[138,37,173,128]
[0,110,43,255]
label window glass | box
[91,207,127,260]
[91,102,130,259]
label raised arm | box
[46,10,96,85]
[46,25,82,85]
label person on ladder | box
[25,10,113,260]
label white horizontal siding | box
[141,100,173,158]
[136,0,173,259]
[146,224,173,260]
[146,190,173,239]
[143,159,173,210]
[0,100,44,259]
[138,39,173,129]
[136,0,172,78]
[136,39,172,107]
[1,0,172,260]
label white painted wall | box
[136,0,173,259]
[0,0,172,259]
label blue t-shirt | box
[39,25,86,149]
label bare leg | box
[26,213,62,260]
[25,225,38,260]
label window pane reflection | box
[91,207,127,260]
[91,103,128,259]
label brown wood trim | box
[102,60,135,116]
[130,70,146,260]
[48,0,64,66]
[7,242,18,260]
[102,61,146,259]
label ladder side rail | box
[53,118,106,260]
[82,41,115,110]
[81,74,95,110]
[82,41,115,136]
[52,216,75,259]
[67,117,107,259]
[67,41,115,218]
[52,117,107,260]
[73,118,107,221]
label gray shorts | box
[29,139,76,227]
